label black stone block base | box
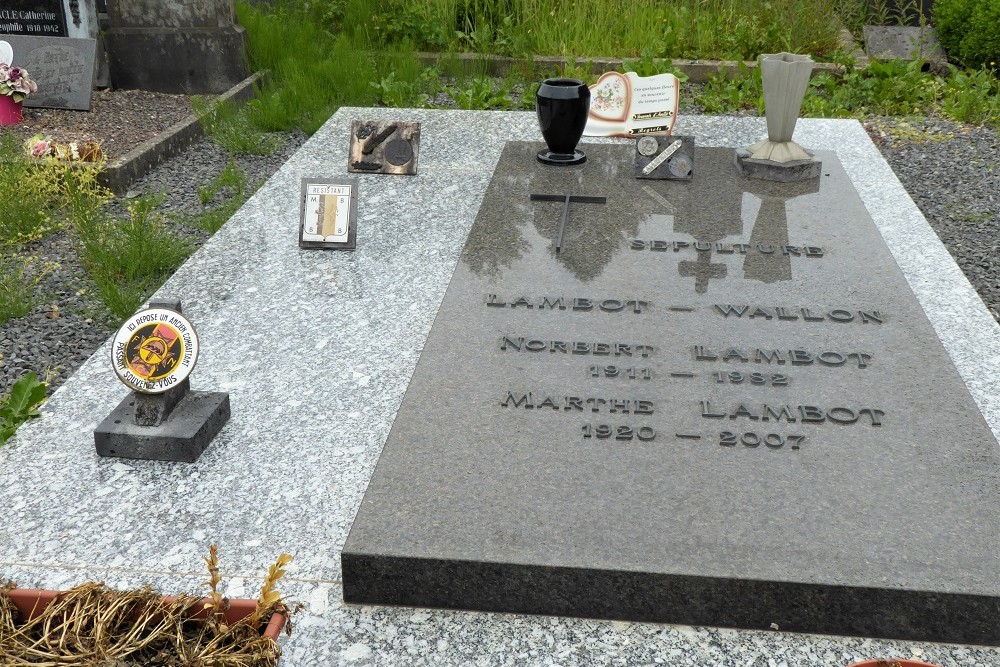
[95,392,230,463]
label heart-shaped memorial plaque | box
[589,71,629,122]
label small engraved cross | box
[529,190,607,253]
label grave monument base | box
[734,147,822,182]
[94,390,230,463]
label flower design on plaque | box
[589,72,629,121]
[111,308,199,393]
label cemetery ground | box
[3,106,999,666]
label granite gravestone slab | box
[2,34,96,109]
[342,143,1000,645]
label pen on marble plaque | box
[642,139,683,175]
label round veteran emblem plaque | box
[111,308,199,393]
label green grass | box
[238,0,432,134]
[358,0,848,61]
[70,189,192,320]
[191,96,283,156]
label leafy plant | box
[446,75,514,109]
[0,372,46,444]
[371,65,442,108]
[940,64,1000,125]
[696,62,763,114]
[934,0,1000,68]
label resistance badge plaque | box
[298,177,359,249]
[111,308,199,394]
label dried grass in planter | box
[0,546,296,666]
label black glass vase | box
[535,78,590,166]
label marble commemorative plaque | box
[342,143,1000,644]
[0,2,67,37]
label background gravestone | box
[104,0,248,94]
[2,34,97,110]
[0,1,101,108]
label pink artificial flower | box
[30,140,51,158]
[8,67,21,82]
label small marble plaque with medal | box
[634,135,695,180]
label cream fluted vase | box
[748,53,814,163]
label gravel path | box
[1,103,998,399]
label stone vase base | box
[735,148,822,183]
[747,138,811,163]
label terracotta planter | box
[846,660,942,667]
[7,588,287,640]
[0,94,22,125]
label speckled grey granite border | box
[2,110,998,666]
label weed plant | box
[186,160,257,234]
[0,254,54,325]
[0,133,62,248]
[70,189,192,320]
[693,56,1000,129]
[191,96,282,156]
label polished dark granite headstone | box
[342,143,1000,645]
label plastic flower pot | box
[845,660,942,667]
[7,588,287,639]
[0,94,22,125]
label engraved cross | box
[530,190,607,254]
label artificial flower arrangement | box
[0,62,37,102]
[24,134,105,163]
